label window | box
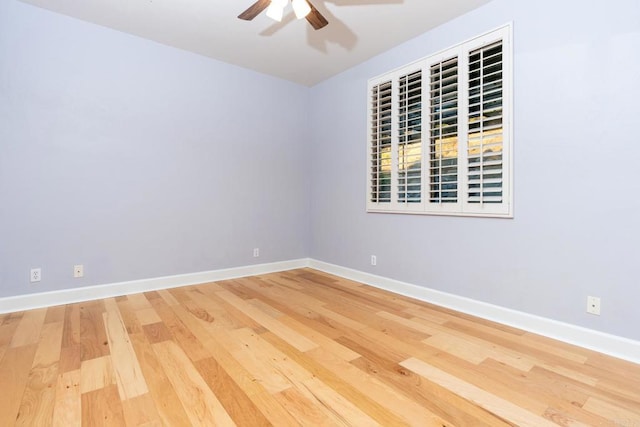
[367,25,512,217]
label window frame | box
[366,24,513,218]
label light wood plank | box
[0,344,39,425]
[582,397,640,425]
[61,304,81,348]
[275,377,381,427]
[279,315,362,362]
[195,356,273,427]
[195,328,301,426]
[312,346,452,426]
[142,321,173,344]
[156,289,180,306]
[216,289,319,352]
[81,384,126,426]
[186,289,246,330]
[135,307,162,326]
[128,332,193,426]
[121,393,162,427]
[15,321,64,425]
[273,386,338,426]
[103,309,149,399]
[52,369,81,427]
[60,304,81,374]
[401,356,558,427]
[9,308,47,348]
[79,302,109,361]
[44,305,66,324]
[150,298,211,362]
[0,320,21,361]
[126,293,153,311]
[152,340,236,426]
[80,355,115,393]
[213,327,293,394]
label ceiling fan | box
[238,0,329,30]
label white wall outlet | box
[253,248,260,257]
[371,255,377,266]
[74,264,84,278]
[587,296,601,315]
[30,268,41,283]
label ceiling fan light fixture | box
[291,0,311,19]
[266,2,285,22]
[237,0,327,30]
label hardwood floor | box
[1,268,639,426]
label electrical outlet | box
[253,248,260,257]
[30,268,41,283]
[587,296,601,315]
[74,264,84,278]
[371,255,377,266]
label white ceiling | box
[19,0,491,86]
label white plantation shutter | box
[398,70,423,204]
[369,80,392,204]
[429,57,459,206]
[467,41,504,205]
[367,25,511,217]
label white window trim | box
[367,24,513,218]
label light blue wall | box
[309,0,640,340]
[0,0,310,297]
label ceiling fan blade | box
[305,2,329,30]
[238,0,271,21]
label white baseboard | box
[3,257,638,365]
[0,258,311,314]
[309,259,640,365]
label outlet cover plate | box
[587,296,601,315]
[74,264,84,278]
